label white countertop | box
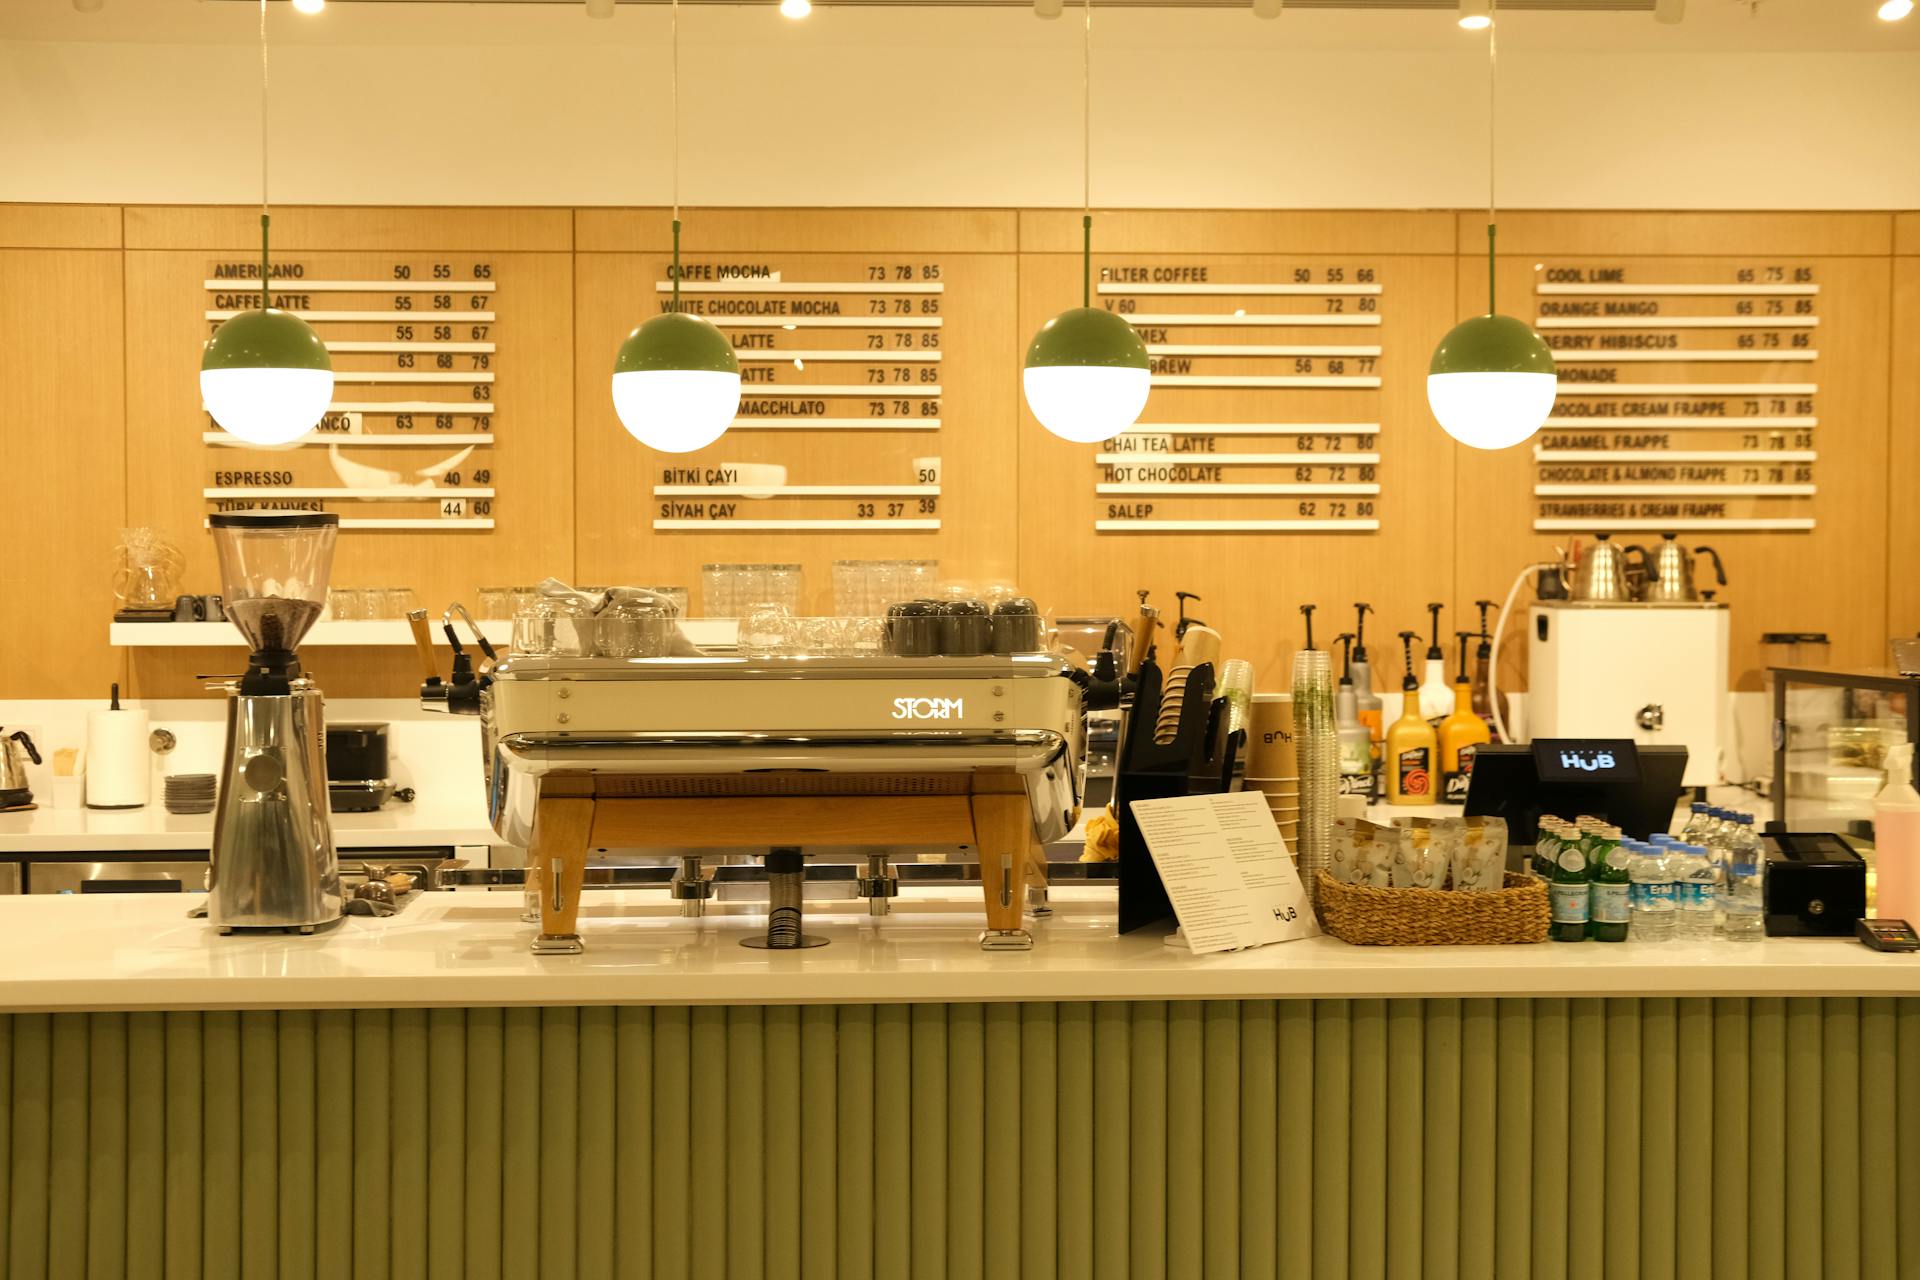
[0,888,1911,1013]
[0,803,498,854]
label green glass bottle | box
[1587,824,1630,943]
[1547,827,1592,943]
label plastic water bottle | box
[1629,839,1677,942]
[1678,801,1710,843]
[1675,843,1719,940]
[1720,813,1765,941]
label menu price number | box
[869,299,941,315]
[1296,501,1374,518]
[1323,298,1378,314]
[440,498,493,519]
[1292,267,1375,283]
[1293,435,1360,452]
[1736,299,1815,315]
[1735,333,1811,350]
[1735,267,1814,283]
[441,469,492,487]
[1736,466,1813,484]
[394,413,489,431]
[1295,465,1376,482]
[394,264,493,280]
[856,499,938,519]
[865,265,942,280]
[865,367,941,384]
[394,324,491,342]
[867,333,941,349]
[1742,398,1814,416]
[1740,434,1813,450]
[867,400,941,417]
[394,293,490,311]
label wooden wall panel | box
[0,205,120,249]
[121,206,571,253]
[572,215,1019,610]
[1891,254,1920,648]
[117,208,576,698]
[0,249,127,698]
[1453,213,1894,692]
[1015,213,1459,694]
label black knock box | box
[1763,833,1867,937]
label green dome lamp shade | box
[200,301,334,446]
[1426,310,1557,451]
[1425,0,1558,451]
[609,0,741,454]
[612,304,741,453]
[1021,1,1150,445]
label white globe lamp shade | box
[1021,364,1151,444]
[199,307,335,446]
[610,369,743,453]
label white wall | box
[2,1,1917,210]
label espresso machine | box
[205,513,344,933]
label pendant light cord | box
[1081,0,1092,307]
[259,0,271,312]
[670,0,682,314]
[1485,0,1497,316]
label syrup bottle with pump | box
[1439,631,1492,803]
[1470,599,1498,735]
[1350,603,1383,772]
[1386,630,1439,805]
[1418,603,1455,721]
[1334,632,1373,797]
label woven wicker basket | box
[1314,870,1549,946]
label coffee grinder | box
[206,512,343,933]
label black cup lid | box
[209,513,340,529]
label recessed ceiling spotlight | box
[585,0,615,17]
[1034,0,1064,17]
[780,0,812,18]
[1653,0,1684,23]
[1459,0,1491,29]
[1880,0,1914,21]
[1253,0,1283,18]
[291,0,324,12]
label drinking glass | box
[478,586,513,621]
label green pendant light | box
[611,0,741,454]
[200,0,333,447]
[1426,0,1557,451]
[1021,0,1149,445]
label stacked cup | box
[1245,693,1299,848]
[1291,649,1338,905]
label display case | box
[1768,666,1919,834]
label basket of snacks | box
[1316,815,1548,946]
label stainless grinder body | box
[208,688,343,931]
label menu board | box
[1531,261,1820,533]
[1090,260,1387,533]
[647,260,946,532]
[201,256,500,530]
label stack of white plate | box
[163,773,216,815]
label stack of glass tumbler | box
[1290,648,1338,905]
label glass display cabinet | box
[1769,665,1919,834]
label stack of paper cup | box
[1290,650,1337,904]
[1246,693,1299,848]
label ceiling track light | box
[1458,0,1491,30]
[780,0,812,18]
[290,0,325,14]
[611,0,741,454]
[1253,0,1283,18]
[200,0,334,447]
[1653,0,1684,23]
[1021,0,1150,445]
[1880,0,1914,21]
[1426,0,1557,452]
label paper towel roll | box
[85,708,150,809]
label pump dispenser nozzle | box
[1300,603,1317,652]
[1456,630,1475,682]
[1397,631,1420,691]
[1336,632,1355,685]
[1425,605,1445,659]
[1352,603,1373,662]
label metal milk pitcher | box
[1642,534,1726,602]
[1570,534,1656,602]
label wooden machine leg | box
[530,796,595,955]
[971,792,1035,951]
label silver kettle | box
[1570,534,1656,603]
[1642,534,1726,603]
[1,730,41,808]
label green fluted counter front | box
[4,997,1919,1280]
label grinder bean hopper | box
[205,512,344,933]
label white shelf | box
[110,619,741,650]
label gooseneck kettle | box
[1569,534,1657,603]
[1643,534,1727,602]
[1,730,42,809]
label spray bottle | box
[1419,602,1455,721]
[1385,631,1438,805]
[1874,743,1920,926]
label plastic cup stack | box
[1291,648,1337,906]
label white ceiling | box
[4,0,1917,53]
